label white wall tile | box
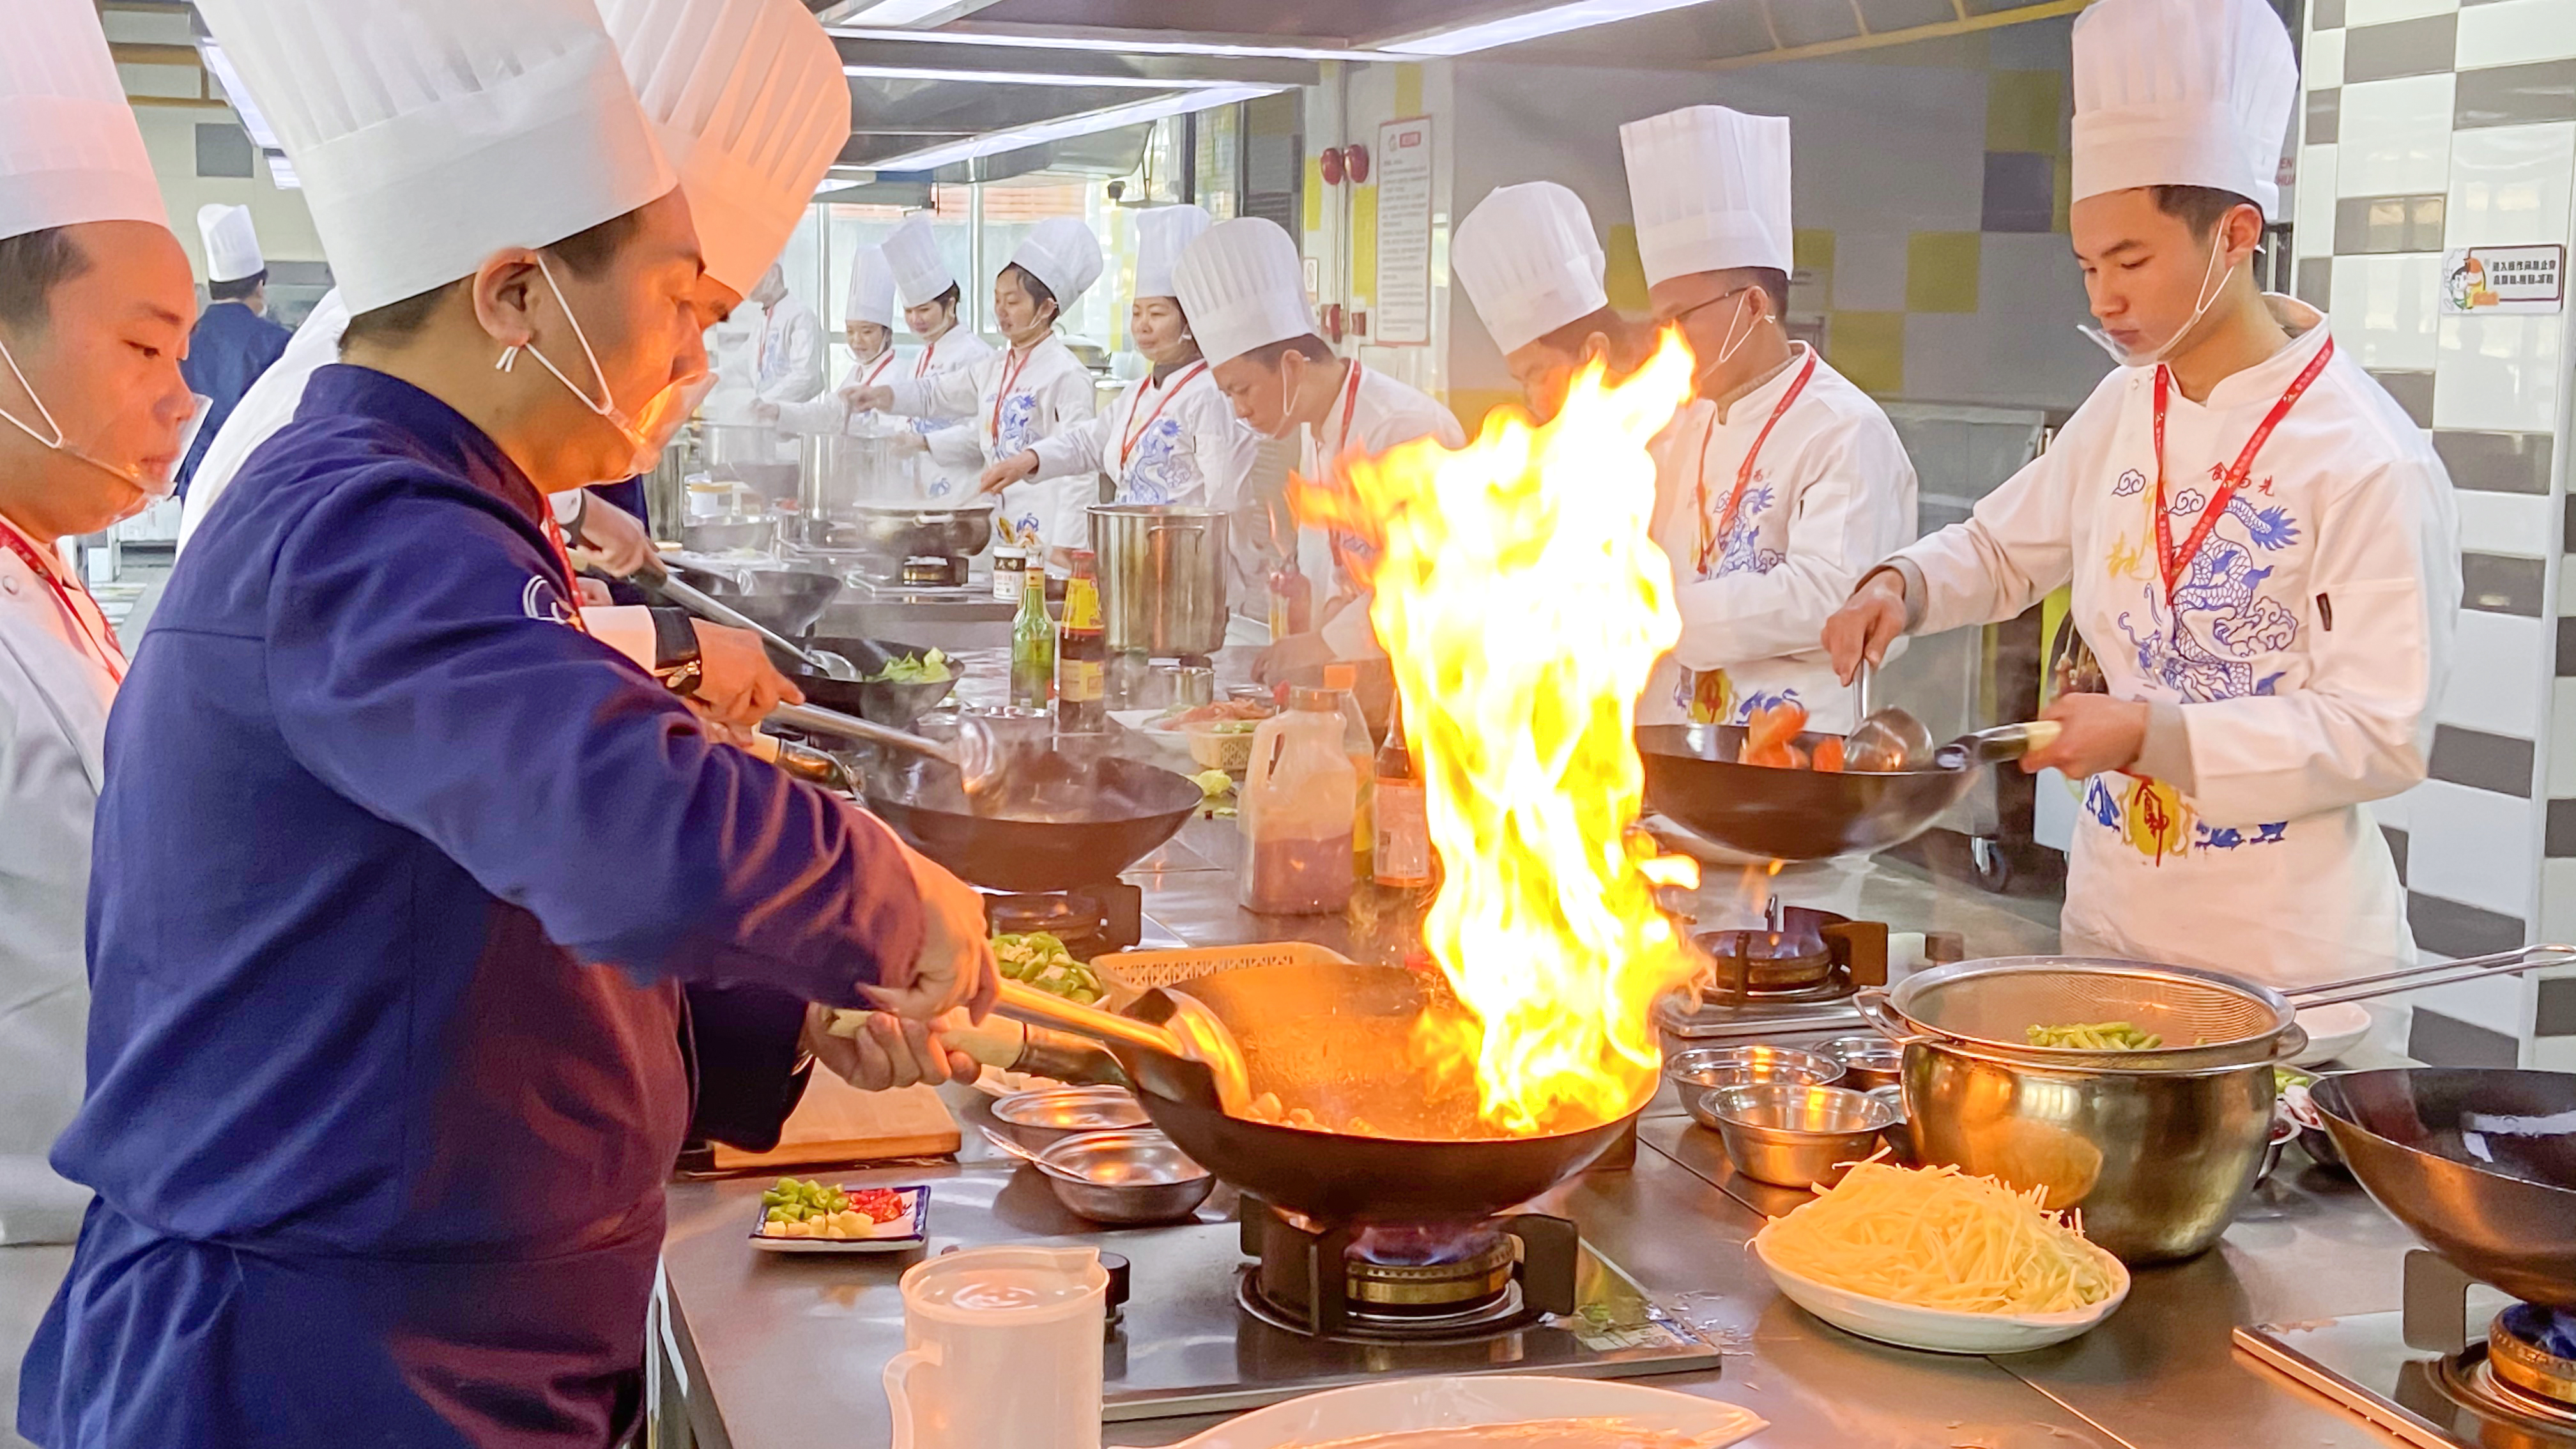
[2535,1033,2576,1071]
[2437,606,2549,733]
[2434,312,2566,431]
[2542,860,2576,943]
[1832,230,1907,312]
[2396,972,2532,1039]
[2310,30,2346,91]
[2349,0,2459,22]
[2339,75,2457,196]
[2447,123,2576,249]
[2336,252,2444,369]
[2298,144,2340,254]
[2374,782,2421,831]
[2406,779,2536,918]
[2452,491,2560,561]
[2458,0,2576,70]
[2553,679,2576,796]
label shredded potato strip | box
[1761,1162,2118,1315]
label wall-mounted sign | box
[1373,116,1434,346]
[2441,245,2564,314]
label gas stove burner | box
[1694,905,1881,999]
[900,555,965,587]
[2490,1304,2576,1409]
[1236,1198,1579,1340]
[982,880,1144,958]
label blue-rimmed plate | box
[747,1184,930,1254]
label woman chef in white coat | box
[979,204,1256,514]
[0,0,203,1241]
[764,243,903,436]
[1825,0,2460,989]
[858,212,993,499]
[854,217,1103,555]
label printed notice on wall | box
[1374,116,1434,346]
[2441,245,2565,314]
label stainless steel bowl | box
[1666,1045,1844,1107]
[990,1085,1150,1153]
[678,515,774,554]
[1816,1035,1905,1091]
[1705,1083,1897,1189]
[1034,1128,1215,1225]
[1865,1084,1914,1163]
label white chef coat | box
[770,343,905,437]
[1304,364,1467,658]
[896,326,999,500]
[1028,360,1257,512]
[1890,298,2458,988]
[1641,343,1919,732]
[176,288,351,558]
[748,291,825,408]
[884,332,1096,549]
[0,512,121,1244]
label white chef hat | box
[0,0,165,243]
[882,213,954,309]
[845,243,896,327]
[1619,105,1793,287]
[1452,182,1608,355]
[599,0,850,298]
[1133,203,1212,302]
[1010,217,1105,307]
[2071,0,2297,219]
[197,203,264,284]
[1172,217,1316,367]
[195,0,675,315]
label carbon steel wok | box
[862,749,1200,893]
[671,564,841,640]
[2313,1068,2576,1310]
[772,636,958,730]
[1638,720,2057,861]
[1003,962,1643,1223]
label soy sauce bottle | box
[1055,549,1105,734]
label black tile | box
[2539,977,2576,1037]
[2551,798,2576,857]
[2345,13,2458,82]
[2560,618,2575,678]
[2372,371,2436,428]
[2334,194,2445,254]
[2430,724,2534,796]
[2457,59,2576,130]
[2409,1008,2522,1068]
[2411,891,2529,959]
[2462,552,2547,617]
[2383,823,2411,884]
[2313,0,2343,28]
[2296,256,2333,311]
[1981,151,2056,234]
[2566,494,2575,555]
[2434,430,2553,494]
[2306,88,2340,146]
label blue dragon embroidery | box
[1709,483,1785,579]
[1120,418,1199,506]
[995,391,1041,456]
[2114,496,2303,702]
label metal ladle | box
[1843,664,1936,772]
[766,700,1004,797]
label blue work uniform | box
[174,298,291,496]
[18,364,926,1448]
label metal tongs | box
[625,554,862,682]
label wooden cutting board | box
[708,1075,961,1173]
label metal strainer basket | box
[1859,956,2301,1070]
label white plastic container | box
[884,1245,1108,1449]
[1238,688,1358,915]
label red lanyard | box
[1691,349,1817,575]
[0,516,124,681]
[1321,362,1363,462]
[858,349,896,389]
[987,343,1036,443]
[913,335,938,379]
[539,514,589,634]
[2150,335,2333,603]
[1117,362,1206,474]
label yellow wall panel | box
[1827,310,1906,397]
[1906,231,1982,314]
[1395,63,1423,118]
[1604,224,1649,314]
[1351,183,1379,307]
[1984,70,2065,157]
[1304,155,1324,236]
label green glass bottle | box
[1010,565,1054,710]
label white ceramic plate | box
[1750,1226,2129,1354]
[747,1184,929,1254]
[1110,709,1196,767]
[2288,1000,2372,1068]
[1131,1375,1765,1449]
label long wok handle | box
[630,555,841,676]
[992,978,1195,1062]
[2288,943,2576,1008]
[767,702,958,765]
[1933,719,2063,769]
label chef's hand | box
[979,451,1040,494]
[1253,631,1338,687]
[690,620,804,729]
[1823,568,1908,685]
[571,496,659,578]
[801,1003,974,1090]
[845,384,895,414]
[576,578,615,608]
[2021,693,2150,778]
[864,841,999,1024]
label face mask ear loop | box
[0,336,70,451]
[1269,355,1301,441]
[1713,290,1758,369]
[534,254,620,418]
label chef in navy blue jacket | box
[17,1,992,1444]
[174,204,289,496]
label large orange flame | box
[1293,337,1703,1135]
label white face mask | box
[497,254,710,481]
[2078,233,2237,368]
[0,336,207,521]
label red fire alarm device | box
[1344,142,1370,184]
[1319,146,1344,186]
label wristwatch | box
[649,606,703,696]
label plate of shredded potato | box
[1751,1160,2129,1354]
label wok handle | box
[2287,943,2576,1008]
[632,556,841,675]
[993,978,1195,1063]
[1933,719,2062,769]
[1854,987,1933,1046]
[768,702,960,763]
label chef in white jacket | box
[1174,217,1465,680]
[0,0,201,1242]
[981,204,1257,514]
[1451,181,1659,425]
[174,286,348,555]
[744,260,824,408]
[1622,105,1917,733]
[767,243,902,436]
[855,217,1103,553]
[1824,0,2458,988]
[865,212,993,498]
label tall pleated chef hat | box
[1173,218,1317,367]
[0,0,165,243]
[194,0,674,315]
[197,203,264,283]
[1011,217,1105,306]
[2070,0,2297,219]
[598,0,850,298]
[1619,105,1792,287]
[844,244,896,327]
[1453,182,1607,355]
[1133,204,1212,302]
[882,213,954,309]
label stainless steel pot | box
[1089,504,1228,658]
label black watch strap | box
[649,606,703,696]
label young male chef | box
[1175,216,1466,680]
[769,243,905,434]
[18,1,993,1443]
[866,211,995,497]
[175,202,288,494]
[1623,105,1918,732]
[744,259,825,410]
[0,0,199,1250]
[1823,0,2458,988]
[1451,181,1659,425]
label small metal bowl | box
[1864,1084,1914,1163]
[1815,1035,1906,1091]
[1704,1083,1898,1190]
[1666,1045,1844,1110]
[1034,1128,1215,1225]
[990,1085,1150,1153]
